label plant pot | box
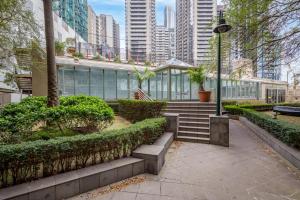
[67,47,76,54]
[198,91,211,102]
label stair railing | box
[136,88,153,101]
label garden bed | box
[225,105,300,149]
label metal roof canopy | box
[154,58,196,72]
[55,57,148,72]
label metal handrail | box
[136,88,153,101]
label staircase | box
[163,102,216,143]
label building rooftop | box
[55,57,147,72]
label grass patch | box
[104,116,132,131]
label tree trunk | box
[199,83,205,91]
[43,0,59,107]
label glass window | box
[149,77,157,100]
[104,70,116,100]
[61,67,75,96]
[130,73,138,98]
[162,71,168,100]
[75,67,89,95]
[156,73,162,100]
[90,68,103,98]
[117,71,129,99]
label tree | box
[0,0,40,68]
[43,0,59,107]
[133,67,155,89]
[223,0,300,74]
[188,66,206,91]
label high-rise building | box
[164,6,176,29]
[176,0,193,64]
[156,26,169,65]
[176,0,216,65]
[96,14,120,57]
[125,0,156,63]
[53,0,88,41]
[88,5,97,44]
[193,0,217,66]
[169,28,176,59]
[114,23,120,56]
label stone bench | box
[133,132,174,175]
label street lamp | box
[213,11,232,116]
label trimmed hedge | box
[0,117,167,187]
[224,105,300,149]
[118,100,167,122]
[0,96,114,143]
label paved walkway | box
[70,120,300,200]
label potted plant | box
[188,66,211,102]
[55,41,65,56]
[133,67,155,100]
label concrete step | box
[179,117,209,123]
[179,121,209,128]
[176,136,210,144]
[166,106,216,110]
[163,109,215,114]
[179,113,210,118]
[167,102,216,106]
[178,131,210,138]
[178,126,209,133]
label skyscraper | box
[125,0,156,63]
[164,6,176,29]
[96,14,120,57]
[53,0,88,41]
[155,26,169,65]
[176,0,217,65]
[88,5,97,44]
[176,0,193,64]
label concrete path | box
[69,120,300,200]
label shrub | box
[118,100,167,122]
[0,117,166,187]
[224,105,300,148]
[0,96,114,143]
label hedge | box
[118,99,167,122]
[0,96,114,144]
[0,117,167,188]
[223,101,300,111]
[224,105,300,149]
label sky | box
[87,0,177,49]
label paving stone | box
[138,181,161,195]
[111,192,136,200]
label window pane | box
[60,67,75,96]
[104,70,116,100]
[117,71,129,99]
[75,67,90,95]
[90,68,103,98]
[130,73,138,98]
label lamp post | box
[213,11,232,116]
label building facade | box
[176,0,216,65]
[96,14,120,57]
[156,26,170,65]
[176,0,193,64]
[53,0,88,41]
[164,5,176,29]
[88,5,97,45]
[125,0,156,63]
